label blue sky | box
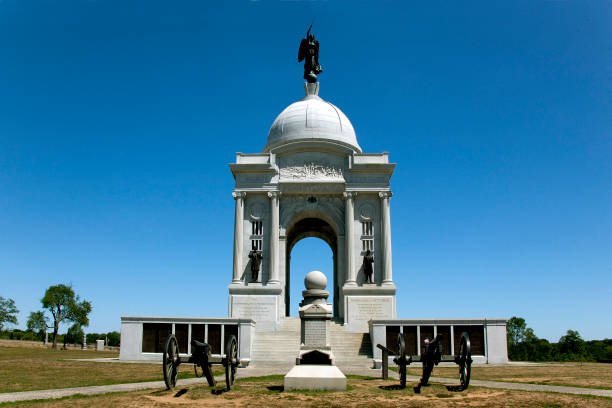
[0,1,610,341]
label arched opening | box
[285,217,339,317]
[288,237,333,317]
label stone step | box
[250,318,373,365]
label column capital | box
[267,191,281,199]
[232,191,246,200]
[342,191,357,200]
[378,191,393,199]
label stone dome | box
[304,270,327,290]
[264,83,362,153]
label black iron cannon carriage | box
[162,333,239,390]
[377,332,472,392]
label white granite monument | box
[228,82,397,332]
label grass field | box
[2,343,612,406]
[0,345,223,393]
[402,362,612,389]
[3,376,611,407]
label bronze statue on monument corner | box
[248,250,262,281]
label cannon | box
[162,333,239,391]
[377,332,472,392]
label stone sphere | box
[304,270,327,290]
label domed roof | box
[264,83,361,153]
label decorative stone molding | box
[232,191,247,200]
[249,202,266,220]
[378,191,392,200]
[342,191,357,200]
[279,195,344,235]
[280,183,345,194]
[358,203,375,221]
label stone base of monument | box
[284,365,347,391]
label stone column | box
[343,192,356,285]
[232,191,246,283]
[379,191,393,284]
[268,191,280,284]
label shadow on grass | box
[211,388,230,395]
[267,385,284,392]
[379,384,406,391]
[445,385,467,392]
[174,389,188,398]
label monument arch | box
[284,213,339,318]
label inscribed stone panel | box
[347,296,393,331]
[231,295,277,324]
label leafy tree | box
[65,323,84,345]
[106,331,120,347]
[0,296,19,331]
[507,316,536,346]
[558,329,587,359]
[26,311,48,338]
[38,284,92,349]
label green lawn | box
[0,346,223,393]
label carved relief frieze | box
[277,153,346,182]
[279,161,344,181]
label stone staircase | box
[250,317,373,367]
[330,321,373,367]
[250,317,301,365]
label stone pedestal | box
[284,270,347,391]
[284,365,347,391]
[296,271,335,365]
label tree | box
[558,329,587,359]
[0,296,19,331]
[39,284,92,349]
[27,311,48,342]
[65,323,84,345]
[27,311,48,332]
[507,317,537,346]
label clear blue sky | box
[1,1,610,342]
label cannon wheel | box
[397,333,407,388]
[458,332,472,390]
[224,335,238,390]
[163,334,180,390]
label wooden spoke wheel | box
[224,335,238,390]
[163,334,180,390]
[458,332,472,390]
[397,333,407,388]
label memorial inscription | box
[347,296,393,331]
[231,295,277,323]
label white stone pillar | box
[232,191,246,283]
[268,191,280,284]
[343,192,357,285]
[379,191,393,284]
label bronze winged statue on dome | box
[298,25,322,83]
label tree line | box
[507,316,612,362]
[0,284,121,348]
